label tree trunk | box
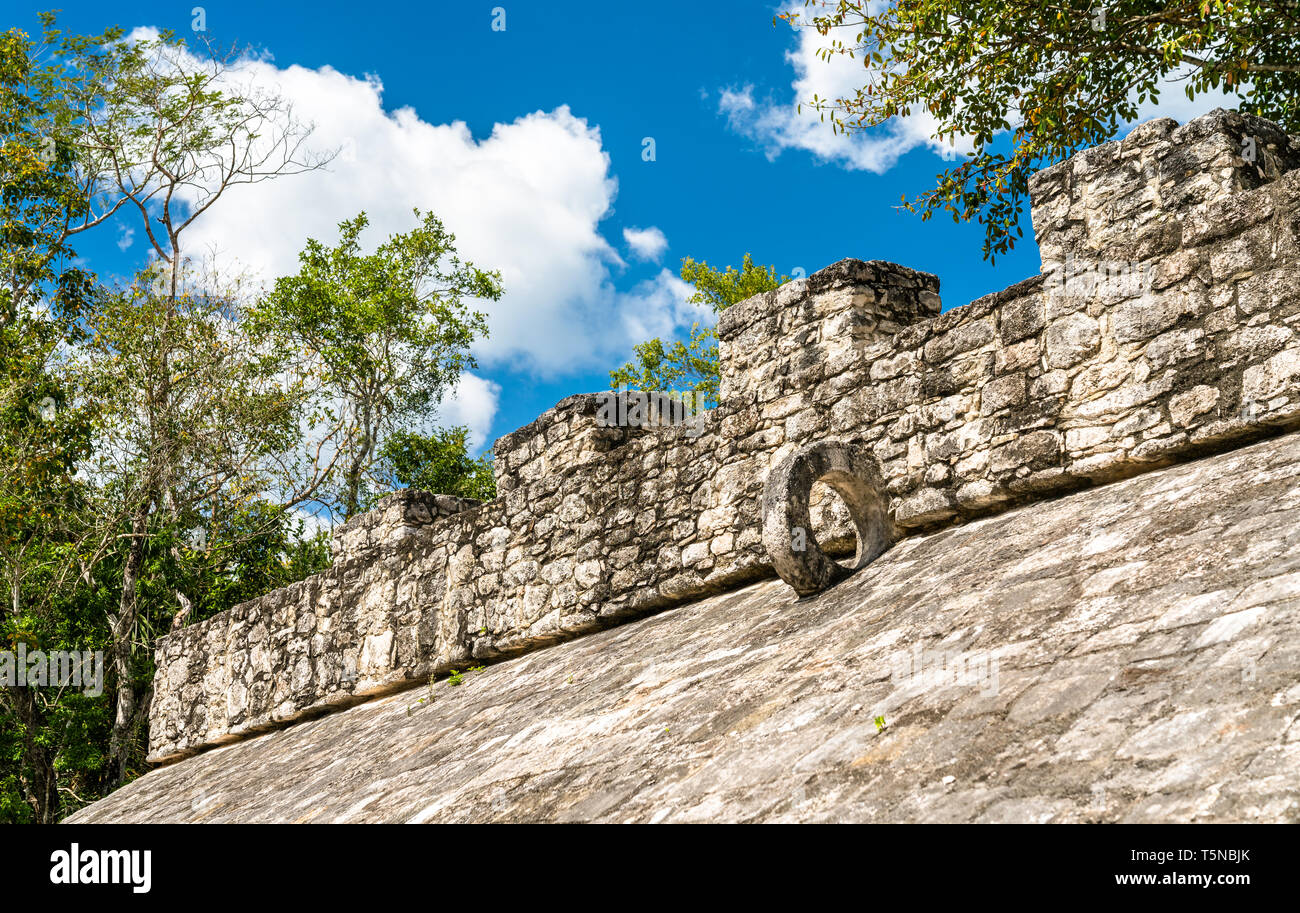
[343,458,363,518]
[342,431,374,519]
[11,687,60,823]
[107,500,149,784]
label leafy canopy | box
[251,209,501,516]
[380,427,496,503]
[610,253,787,406]
[0,12,347,818]
[790,0,1300,260]
[0,16,117,325]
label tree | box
[380,427,496,502]
[0,328,96,822]
[0,17,119,323]
[251,210,502,518]
[0,19,113,823]
[610,254,787,406]
[0,486,331,823]
[31,20,334,783]
[1,14,341,813]
[73,268,323,782]
[790,0,1300,260]
[57,24,328,299]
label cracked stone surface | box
[69,432,1300,823]
[146,109,1300,762]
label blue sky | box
[24,1,1221,454]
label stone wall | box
[149,491,481,755]
[147,108,1300,763]
[74,429,1300,823]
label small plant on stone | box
[874,715,887,733]
[448,669,464,686]
[407,672,438,715]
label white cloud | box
[430,373,501,454]
[117,30,693,378]
[116,225,134,251]
[726,15,1246,175]
[719,20,968,174]
[615,268,704,343]
[623,226,669,262]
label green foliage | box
[610,254,786,406]
[251,210,502,517]
[170,503,333,624]
[380,427,496,503]
[792,0,1300,260]
[678,254,789,312]
[0,18,116,326]
[406,675,437,716]
[405,664,484,714]
[0,484,330,823]
[78,272,305,503]
[0,17,118,823]
[0,13,497,823]
[0,323,93,589]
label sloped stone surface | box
[148,108,1300,762]
[70,433,1300,823]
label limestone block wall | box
[150,266,941,761]
[147,109,1300,763]
[149,491,482,755]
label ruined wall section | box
[148,109,1300,763]
[149,492,481,756]
[719,110,1300,530]
[148,267,938,762]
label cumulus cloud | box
[426,373,502,453]
[123,30,692,378]
[614,268,703,343]
[724,15,1245,174]
[622,226,669,262]
[719,20,968,174]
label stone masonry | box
[70,430,1300,823]
[146,108,1300,764]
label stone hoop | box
[761,440,894,597]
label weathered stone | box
[980,373,1027,414]
[1169,386,1221,426]
[125,108,1300,811]
[71,432,1300,823]
[1045,312,1101,368]
[761,441,894,596]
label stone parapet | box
[147,108,1300,762]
